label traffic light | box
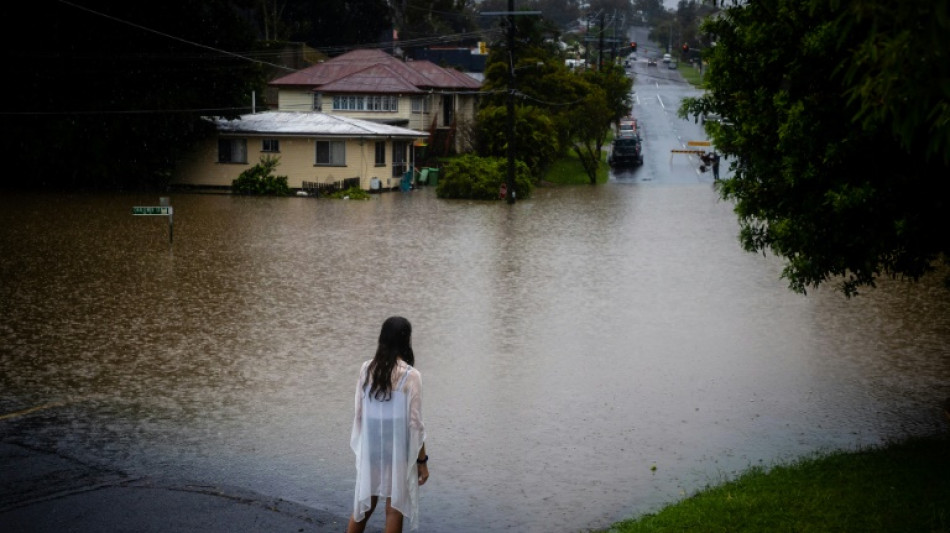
[630,41,637,52]
[682,43,689,54]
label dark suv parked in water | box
[608,136,643,167]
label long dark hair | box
[366,316,414,401]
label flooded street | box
[2,186,948,532]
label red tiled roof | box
[406,60,481,90]
[270,48,480,92]
[317,64,424,94]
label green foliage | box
[680,0,950,296]
[327,186,370,200]
[278,0,392,48]
[436,154,533,200]
[606,435,950,532]
[544,149,609,185]
[475,105,560,179]
[3,0,266,191]
[582,63,633,125]
[567,84,613,184]
[231,156,290,196]
[478,14,630,187]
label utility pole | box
[505,0,516,204]
[598,12,605,69]
[480,5,540,205]
[585,14,591,68]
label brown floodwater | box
[1,187,948,531]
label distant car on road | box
[617,117,639,137]
[647,57,658,66]
[662,53,672,63]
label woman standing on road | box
[347,316,429,533]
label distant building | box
[411,47,487,73]
[268,49,481,154]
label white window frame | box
[333,94,398,112]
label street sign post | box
[131,206,172,216]
[132,198,174,244]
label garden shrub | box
[436,154,533,200]
[232,156,290,196]
[328,186,370,200]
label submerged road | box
[610,27,722,185]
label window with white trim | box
[217,138,247,163]
[313,93,323,111]
[332,94,398,112]
[316,140,345,166]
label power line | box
[0,107,252,116]
[58,0,295,72]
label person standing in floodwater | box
[347,316,429,533]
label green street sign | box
[132,206,172,216]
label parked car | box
[662,53,671,63]
[608,136,643,167]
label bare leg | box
[346,496,377,533]
[383,498,404,533]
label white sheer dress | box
[350,360,426,530]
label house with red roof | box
[269,48,481,161]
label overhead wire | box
[44,1,586,114]
[58,0,296,72]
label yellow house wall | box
[278,89,315,111]
[275,88,476,138]
[173,135,417,190]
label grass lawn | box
[603,435,950,532]
[544,148,609,185]
[677,61,706,89]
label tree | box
[478,13,576,180]
[562,63,631,184]
[476,105,560,179]
[476,0,581,31]
[2,0,266,191]
[279,0,392,51]
[632,0,666,26]
[395,0,479,46]
[680,0,950,295]
[478,12,630,185]
[583,63,632,126]
[567,84,612,184]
